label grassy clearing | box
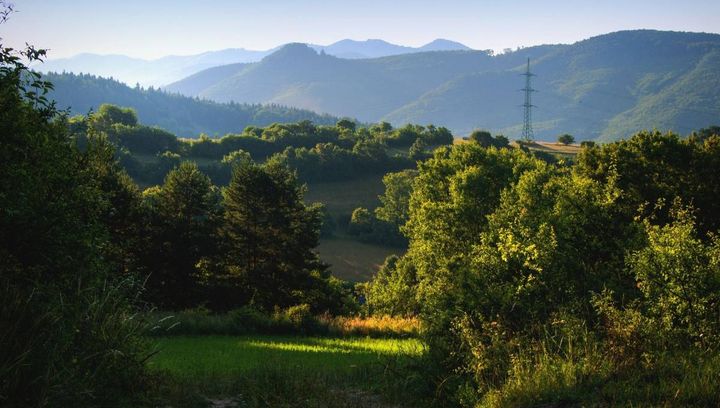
[149,335,425,407]
[530,141,582,156]
[306,176,399,281]
[305,176,386,219]
[317,235,401,281]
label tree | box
[575,130,720,233]
[89,103,138,129]
[375,169,417,228]
[348,207,374,235]
[142,162,221,308]
[691,125,720,144]
[408,137,428,160]
[557,133,575,145]
[218,160,331,311]
[468,129,509,148]
[468,129,493,146]
[336,118,356,132]
[0,18,149,404]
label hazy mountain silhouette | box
[37,39,473,87]
[165,30,720,141]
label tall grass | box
[475,331,720,408]
[0,276,153,406]
[144,307,421,338]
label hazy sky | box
[3,0,719,60]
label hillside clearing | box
[318,236,402,281]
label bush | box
[277,304,324,334]
[0,36,152,405]
[629,206,720,349]
[557,134,575,145]
[365,255,418,316]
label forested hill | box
[44,72,341,137]
[165,30,720,141]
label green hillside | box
[165,30,720,141]
[44,72,340,137]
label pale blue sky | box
[3,0,719,59]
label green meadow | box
[149,335,425,407]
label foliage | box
[576,130,720,233]
[347,207,407,247]
[141,162,222,309]
[364,130,720,405]
[629,206,720,348]
[89,103,139,129]
[557,133,575,145]
[145,308,420,338]
[0,28,151,405]
[468,130,510,148]
[73,106,449,187]
[364,255,419,316]
[213,160,344,312]
[375,169,417,228]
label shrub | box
[557,134,575,145]
[629,206,720,348]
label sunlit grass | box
[326,315,421,337]
[149,335,426,407]
[149,335,423,378]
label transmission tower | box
[520,58,536,142]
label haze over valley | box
[43,31,720,141]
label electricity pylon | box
[521,58,536,142]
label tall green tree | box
[143,161,221,308]
[218,160,331,310]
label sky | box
[2,0,720,60]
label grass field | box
[317,235,401,281]
[149,335,425,407]
[305,176,386,218]
[529,141,582,156]
[306,176,399,281]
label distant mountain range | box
[309,38,471,59]
[163,30,720,141]
[37,39,473,87]
[43,72,340,137]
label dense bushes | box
[364,131,720,406]
[0,40,152,405]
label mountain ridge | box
[43,72,342,137]
[164,30,720,141]
[38,38,474,87]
